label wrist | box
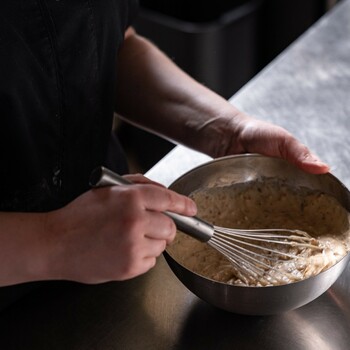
[0,211,64,286]
[38,209,67,281]
[21,211,61,282]
[199,106,250,158]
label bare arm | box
[116,28,329,174]
[115,28,237,158]
[0,211,51,286]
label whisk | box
[90,166,321,284]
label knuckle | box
[167,229,177,244]
[159,215,176,237]
[124,186,143,204]
[118,212,141,234]
[167,217,177,235]
[165,190,180,210]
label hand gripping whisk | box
[90,166,321,284]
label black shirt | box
[0,0,138,212]
[0,0,139,311]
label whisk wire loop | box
[208,226,320,284]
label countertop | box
[1,1,350,348]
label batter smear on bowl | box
[168,178,350,287]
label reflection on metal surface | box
[327,279,350,322]
[140,256,197,341]
[286,312,333,350]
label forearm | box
[115,29,248,158]
[0,212,56,286]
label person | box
[0,1,329,288]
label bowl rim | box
[170,153,350,197]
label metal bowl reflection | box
[165,154,350,315]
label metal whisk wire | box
[90,166,322,284]
[208,227,321,283]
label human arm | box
[115,28,329,174]
[0,175,196,286]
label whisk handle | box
[90,166,214,243]
[90,166,132,187]
[163,211,214,242]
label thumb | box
[285,139,329,174]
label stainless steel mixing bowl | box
[164,154,350,315]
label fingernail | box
[305,153,327,165]
[302,153,330,173]
[189,201,197,215]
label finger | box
[283,138,330,174]
[144,211,177,243]
[142,238,167,259]
[126,256,158,279]
[248,125,330,174]
[124,174,165,188]
[134,184,197,216]
[140,257,158,274]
